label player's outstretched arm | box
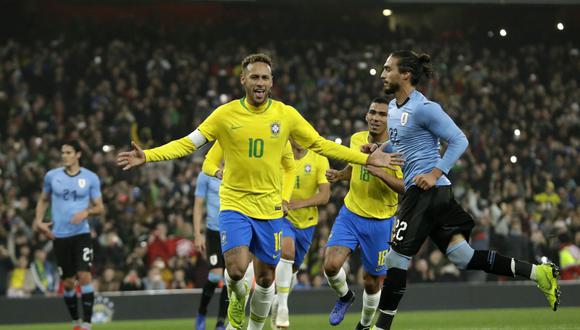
[117,141,146,170]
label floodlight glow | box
[557,22,564,31]
[499,29,507,37]
[370,69,377,76]
[514,129,521,137]
[382,9,392,17]
[510,155,517,164]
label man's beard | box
[383,82,399,95]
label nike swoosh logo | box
[231,125,242,130]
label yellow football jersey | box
[202,140,296,203]
[191,97,367,219]
[287,150,330,229]
[344,131,403,219]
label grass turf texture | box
[0,307,578,329]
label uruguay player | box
[34,141,104,330]
[372,50,561,330]
[194,167,228,330]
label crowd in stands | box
[0,16,579,297]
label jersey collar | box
[240,97,272,114]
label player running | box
[323,98,404,329]
[372,50,561,330]
[117,53,404,330]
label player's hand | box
[326,169,343,183]
[360,143,379,154]
[70,209,89,224]
[288,200,304,210]
[367,148,404,171]
[194,233,206,254]
[116,141,146,171]
[413,172,438,190]
[215,169,223,179]
[282,200,289,216]
[34,221,54,240]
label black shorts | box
[206,229,225,269]
[392,185,475,257]
[53,233,93,279]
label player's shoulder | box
[412,90,442,111]
[351,130,369,141]
[271,99,299,113]
[46,167,64,178]
[81,167,100,180]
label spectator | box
[29,249,59,296]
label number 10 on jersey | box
[248,138,264,158]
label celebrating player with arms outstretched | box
[117,54,403,330]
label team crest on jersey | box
[271,121,281,137]
[401,112,409,126]
[78,178,86,188]
[304,164,312,173]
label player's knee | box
[323,258,342,276]
[77,271,92,285]
[281,249,294,261]
[445,240,474,270]
[363,274,381,294]
[255,274,274,287]
[385,250,411,270]
[63,278,75,290]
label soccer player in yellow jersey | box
[323,98,405,330]
[116,54,403,330]
[271,138,330,329]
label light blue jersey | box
[194,172,221,232]
[387,90,468,190]
[43,167,101,238]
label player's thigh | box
[72,234,93,274]
[249,217,283,266]
[280,218,297,260]
[292,226,315,269]
[429,190,476,253]
[53,237,76,280]
[219,210,253,255]
[206,229,226,270]
[391,186,435,257]
[327,206,358,251]
[358,217,393,277]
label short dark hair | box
[390,50,434,86]
[62,140,82,153]
[241,53,273,71]
[371,97,389,105]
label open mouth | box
[254,89,266,99]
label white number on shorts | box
[82,247,93,262]
[394,219,408,241]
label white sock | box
[244,261,255,290]
[361,290,381,326]
[275,258,294,310]
[225,269,248,300]
[248,283,275,330]
[324,267,349,297]
[530,264,537,281]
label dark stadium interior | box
[0,0,578,299]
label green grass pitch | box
[1,307,578,329]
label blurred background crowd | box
[0,2,578,297]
